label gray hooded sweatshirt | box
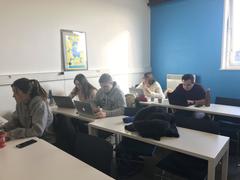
[94,82,126,117]
[1,96,55,143]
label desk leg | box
[88,126,97,136]
[221,148,229,180]
[207,160,215,180]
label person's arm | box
[6,101,50,140]
[146,82,165,99]
[89,89,97,102]
[1,111,19,131]
[194,85,206,105]
[69,87,78,99]
[195,99,206,105]
[136,82,144,89]
[95,91,126,118]
[104,107,125,117]
[106,91,126,117]
[92,90,101,112]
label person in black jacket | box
[169,74,207,119]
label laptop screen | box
[129,87,144,97]
[74,101,94,115]
[168,92,189,106]
[52,96,75,108]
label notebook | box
[52,96,75,109]
[168,91,189,106]
[129,87,144,97]
[74,101,97,119]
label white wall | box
[0,0,150,116]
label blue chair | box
[215,96,240,166]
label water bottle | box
[48,90,54,106]
[205,88,211,107]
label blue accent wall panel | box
[151,0,240,100]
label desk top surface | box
[0,138,113,180]
[89,116,229,161]
[141,99,240,118]
[51,107,96,122]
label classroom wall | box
[151,0,240,101]
[0,0,150,116]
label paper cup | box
[0,131,6,148]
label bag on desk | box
[125,106,179,140]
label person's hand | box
[187,100,195,105]
[165,88,173,93]
[72,87,79,94]
[92,107,101,113]
[95,110,107,119]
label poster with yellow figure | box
[61,30,87,71]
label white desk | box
[0,138,113,180]
[51,107,96,122]
[88,116,229,180]
[141,99,240,118]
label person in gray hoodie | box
[0,78,55,143]
[93,73,126,118]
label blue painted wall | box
[151,0,240,101]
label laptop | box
[52,96,75,108]
[129,87,144,97]
[168,91,189,106]
[74,101,97,119]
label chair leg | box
[237,131,240,167]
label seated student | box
[0,78,55,143]
[170,74,206,118]
[136,72,165,99]
[93,73,126,118]
[69,73,97,102]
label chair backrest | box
[74,132,113,175]
[125,94,136,107]
[176,117,219,135]
[215,96,240,123]
[215,96,240,107]
[53,114,76,155]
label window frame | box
[221,0,240,70]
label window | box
[221,0,240,70]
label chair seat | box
[218,120,240,139]
[219,120,240,128]
[156,152,207,180]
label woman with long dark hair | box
[69,74,97,102]
[0,78,55,143]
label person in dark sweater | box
[170,74,206,119]
[174,74,206,105]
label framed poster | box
[61,29,88,71]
